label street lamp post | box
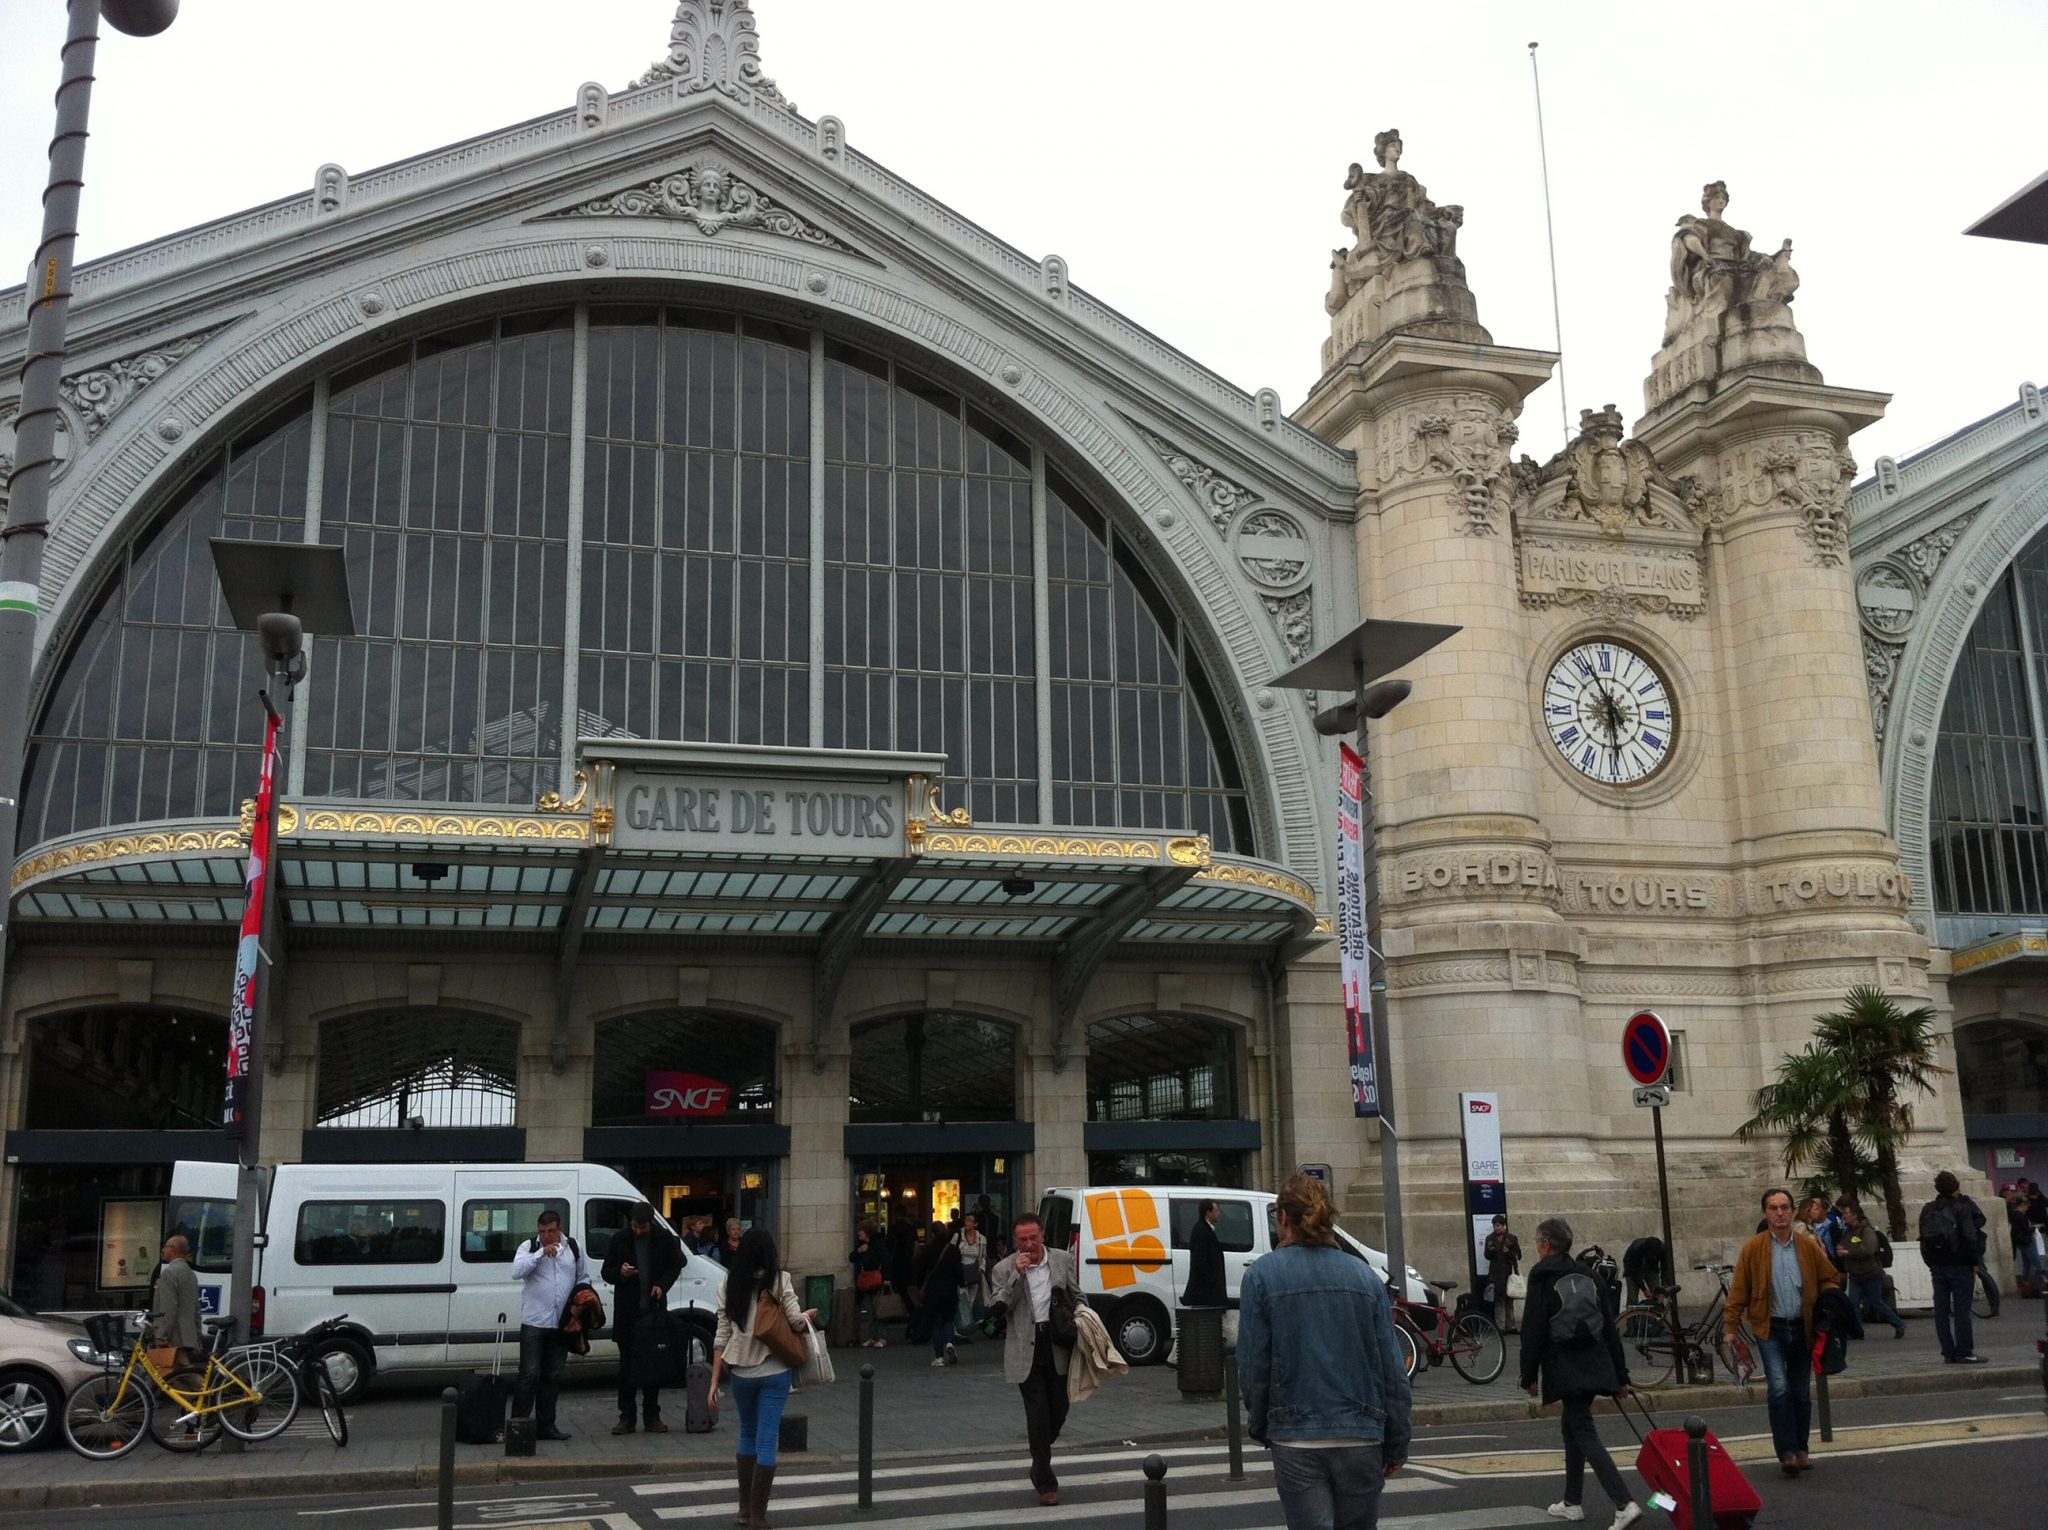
[0,0,180,1064]
[1272,617,1458,1300]
[208,539,353,1450]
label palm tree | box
[1737,986,1948,1237]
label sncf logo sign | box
[1468,1099,1493,1113]
[645,1072,731,1117]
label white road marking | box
[634,1440,1264,1496]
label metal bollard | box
[1815,1361,1833,1443]
[857,1363,875,1512]
[1143,1453,1169,1530]
[438,1386,458,1530]
[1684,1415,1713,1529]
[1223,1353,1245,1482]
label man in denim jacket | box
[1238,1175,1413,1529]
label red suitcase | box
[1617,1394,1763,1530]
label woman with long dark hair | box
[709,1226,815,1528]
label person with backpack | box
[1518,1217,1641,1528]
[1834,1201,1905,1338]
[1725,1187,1843,1475]
[1918,1170,1989,1364]
[508,1208,590,1443]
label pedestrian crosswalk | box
[630,1443,1559,1529]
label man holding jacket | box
[602,1201,685,1435]
[984,1213,1081,1506]
[510,1209,590,1443]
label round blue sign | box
[1622,1010,1670,1086]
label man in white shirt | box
[985,1213,1081,1506]
[509,1209,590,1441]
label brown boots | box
[748,1463,778,1527]
[734,1456,754,1525]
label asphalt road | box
[12,1383,2041,1529]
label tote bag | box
[754,1276,808,1369]
[798,1319,835,1386]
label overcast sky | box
[2,1,2041,470]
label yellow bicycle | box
[62,1313,299,1458]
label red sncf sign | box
[1468,1099,1493,1113]
[645,1072,731,1117]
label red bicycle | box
[1392,1279,1506,1384]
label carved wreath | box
[558,165,850,252]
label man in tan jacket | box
[1724,1187,1841,1476]
[984,1213,1081,1506]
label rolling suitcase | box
[1617,1393,1762,1530]
[683,1353,717,1433]
[455,1314,512,1445]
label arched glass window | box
[1955,1018,2048,1116]
[849,1012,1016,1123]
[23,305,1254,852]
[315,1009,519,1128]
[1085,1013,1242,1122]
[1930,531,2048,916]
[24,1007,226,1131]
[21,402,309,844]
[590,1009,778,1125]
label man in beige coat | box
[149,1235,202,1366]
[984,1212,1082,1505]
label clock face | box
[1542,640,1677,785]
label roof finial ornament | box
[634,1,793,109]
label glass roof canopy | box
[9,803,1320,953]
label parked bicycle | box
[222,1315,352,1447]
[62,1312,298,1458]
[1392,1279,1506,1384]
[1616,1262,1746,1389]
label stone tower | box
[1299,152,1966,1287]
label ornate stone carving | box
[1584,969,1748,999]
[1236,508,1312,592]
[1040,254,1069,302]
[315,163,347,215]
[1259,590,1313,662]
[550,163,852,251]
[1864,633,1904,745]
[1137,426,1260,535]
[58,325,229,442]
[1323,131,1488,364]
[1856,561,1916,638]
[1647,182,1818,411]
[1898,505,1983,584]
[577,82,608,131]
[634,0,792,107]
[1517,537,1704,621]
[1416,402,1516,534]
[1764,433,1856,564]
[1387,958,1514,991]
[817,116,845,164]
[1556,406,1660,536]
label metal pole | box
[222,684,285,1451]
[1223,1348,1245,1482]
[857,1362,874,1511]
[1142,1454,1168,1530]
[1526,41,1570,445]
[438,1386,458,1530]
[1357,661,1404,1294]
[1651,1104,1678,1328]
[1684,1415,1713,1527]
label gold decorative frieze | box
[1193,860,1314,906]
[923,833,1166,860]
[13,826,249,890]
[294,809,591,842]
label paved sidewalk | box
[14,1306,2042,1509]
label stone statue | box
[1646,181,1818,411]
[1330,130,1466,310]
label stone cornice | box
[1633,375,1890,466]
[1848,387,2047,557]
[1296,337,1557,443]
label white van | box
[1038,1185,1430,1365]
[170,1160,725,1401]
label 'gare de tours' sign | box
[589,740,950,858]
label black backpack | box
[1548,1269,1606,1349]
[1917,1198,1983,1266]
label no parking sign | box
[1622,1010,1671,1087]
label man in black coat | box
[601,1201,685,1434]
[1182,1199,1228,1308]
[1518,1217,1642,1528]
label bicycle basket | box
[84,1313,133,1355]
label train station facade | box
[2,3,2034,1310]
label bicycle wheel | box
[62,1372,152,1460]
[1616,1307,1678,1389]
[311,1358,348,1447]
[1448,1313,1506,1383]
[1393,1316,1420,1380]
[217,1354,300,1441]
[146,1370,223,1452]
[1971,1285,1997,1320]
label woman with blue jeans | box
[710,1227,815,1528]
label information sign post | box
[1623,1009,1677,1318]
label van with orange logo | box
[1037,1185,1427,1365]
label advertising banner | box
[224,710,281,1141]
[644,1072,733,1117]
[1458,1091,1507,1291]
[98,1198,164,1292]
[1339,742,1379,1119]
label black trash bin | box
[1177,1305,1225,1396]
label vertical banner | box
[1459,1092,1506,1291]
[1338,743,1378,1119]
[224,711,280,1141]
